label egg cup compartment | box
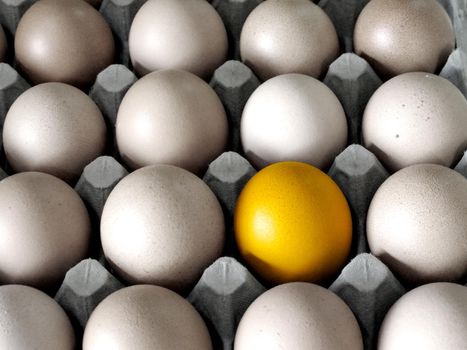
[0,0,466,349]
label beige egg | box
[241,73,347,170]
[0,172,91,291]
[367,164,467,285]
[116,69,228,174]
[354,0,455,79]
[378,283,467,350]
[15,0,114,88]
[240,0,339,81]
[129,0,228,79]
[3,82,107,183]
[0,25,6,62]
[234,282,363,350]
[100,164,225,292]
[83,285,212,350]
[0,285,75,349]
[362,73,467,172]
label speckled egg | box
[234,282,363,350]
[129,0,228,79]
[378,283,467,350]
[0,285,75,349]
[0,172,91,291]
[241,73,347,170]
[354,0,455,79]
[15,0,114,88]
[367,164,467,285]
[240,0,339,81]
[83,285,212,350]
[116,69,228,174]
[100,164,225,292]
[0,25,6,62]
[362,73,467,172]
[3,82,107,183]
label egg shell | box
[0,25,6,62]
[354,0,455,79]
[367,164,467,285]
[129,0,228,79]
[0,285,75,350]
[241,73,348,170]
[378,282,467,350]
[116,69,228,174]
[14,0,115,88]
[3,82,107,183]
[234,162,352,285]
[0,172,91,291]
[362,72,467,172]
[234,282,363,350]
[240,0,339,81]
[100,164,225,292]
[83,285,212,350]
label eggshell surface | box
[354,0,455,79]
[15,0,115,88]
[116,69,228,174]
[0,285,75,350]
[378,283,467,350]
[234,282,363,350]
[240,0,339,81]
[362,73,467,172]
[3,82,107,183]
[241,73,347,170]
[367,164,467,285]
[0,172,91,291]
[83,285,212,350]
[129,0,228,79]
[101,164,225,291]
[234,162,352,285]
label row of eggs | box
[0,0,466,349]
[0,0,457,85]
[3,281,466,349]
[4,68,467,182]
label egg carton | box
[0,0,467,350]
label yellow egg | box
[234,161,352,285]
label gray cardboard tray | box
[0,0,467,349]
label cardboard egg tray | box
[0,0,467,349]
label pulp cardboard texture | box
[0,0,466,349]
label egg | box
[367,164,467,285]
[241,73,347,170]
[240,0,339,81]
[0,285,75,349]
[354,0,455,79]
[0,172,91,291]
[15,0,114,88]
[83,285,212,350]
[378,283,467,350]
[234,282,363,350]
[101,164,225,292]
[3,82,107,183]
[129,0,228,79]
[362,73,467,172]
[234,162,352,285]
[0,25,6,62]
[116,69,228,174]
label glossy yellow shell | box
[234,161,352,285]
